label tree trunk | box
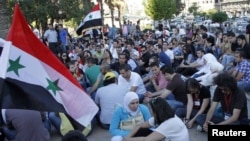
[118,8,122,29]
[110,8,114,27]
[0,0,9,39]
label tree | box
[211,11,228,25]
[6,0,87,33]
[143,0,176,20]
[188,2,199,16]
[206,9,217,19]
[175,0,185,15]
[105,0,127,28]
[0,0,10,39]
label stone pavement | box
[51,122,208,141]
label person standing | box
[58,24,68,52]
[43,23,59,55]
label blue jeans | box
[237,81,250,92]
[221,54,235,70]
[48,112,61,134]
[195,113,247,126]
[166,99,185,112]
[175,107,199,119]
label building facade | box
[215,0,250,17]
[183,0,216,13]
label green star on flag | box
[46,78,63,95]
[89,14,92,19]
[7,56,25,76]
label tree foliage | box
[211,11,228,23]
[188,2,199,16]
[206,9,217,18]
[176,0,185,15]
[143,0,176,20]
[6,0,91,31]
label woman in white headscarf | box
[109,92,151,141]
[192,53,222,78]
[195,53,224,97]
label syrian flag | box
[0,4,98,127]
[76,3,102,35]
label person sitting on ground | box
[196,72,249,132]
[146,62,168,92]
[1,109,50,141]
[109,92,151,141]
[227,51,250,92]
[95,72,127,129]
[144,65,187,112]
[123,97,189,141]
[178,48,206,77]
[175,78,211,129]
[191,53,218,79]
[118,64,147,102]
[88,63,118,96]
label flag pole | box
[99,0,105,40]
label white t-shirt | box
[165,49,174,60]
[196,55,205,71]
[118,72,146,95]
[95,84,127,124]
[148,115,189,141]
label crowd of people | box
[1,20,250,141]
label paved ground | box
[51,122,208,141]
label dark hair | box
[83,50,92,57]
[61,130,88,141]
[235,50,246,58]
[149,97,174,125]
[160,65,174,74]
[157,44,163,51]
[185,78,200,93]
[149,62,159,68]
[103,77,116,86]
[213,72,237,91]
[122,49,131,59]
[206,36,215,46]
[237,34,246,40]
[104,49,113,60]
[119,64,130,71]
[86,57,97,64]
[200,25,207,32]
[228,31,235,37]
[201,33,208,39]
[196,48,205,54]
[149,56,159,65]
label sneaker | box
[196,125,203,132]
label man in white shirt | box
[163,41,174,63]
[95,72,127,129]
[43,24,58,55]
[109,39,119,59]
[118,64,146,103]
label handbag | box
[119,111,144,131]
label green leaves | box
[6,0,88,30]
[211,11,228,23]
[143,0,176,20]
